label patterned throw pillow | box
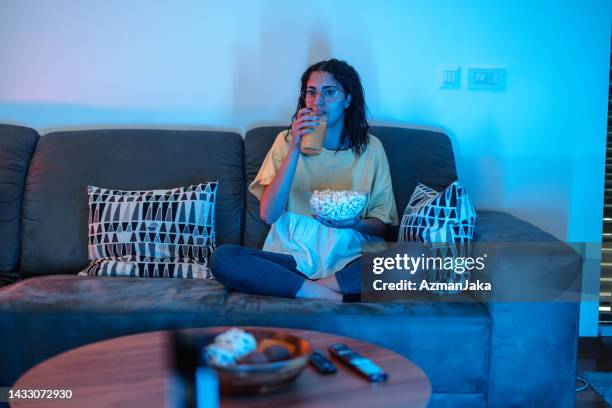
[79,182,217,279]
[398,181,476,291]
[399,181,475,243]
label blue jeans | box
[210,244,363,298]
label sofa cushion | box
[79,183,218,279]
[243,126,458,248]
[0,275,228,313]
[21,129,244,278]
[0,124,39,283]
[370,126,458,241]
[244,126,287,249]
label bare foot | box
[295,280,342,301]
[317,275,341,292]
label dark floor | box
[577,336,612,407]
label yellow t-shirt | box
[249,130,399,279]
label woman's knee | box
[210,244,243,281]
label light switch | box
[468,68,506,90]
[437,65,461,89]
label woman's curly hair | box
[292,58,370,156]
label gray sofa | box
[0,123,581,407]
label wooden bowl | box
[207,328,313,395]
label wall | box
[2,0,610,242]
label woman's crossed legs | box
[210,245,342,300]
[211,244,425,301]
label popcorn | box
[204,328,257,367]
[310,190,368,221]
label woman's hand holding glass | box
[289,108,321,153]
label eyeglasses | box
[301,87,344,102]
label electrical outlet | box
[467,68,506,90]
[437,65,461,89]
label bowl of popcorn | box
[204,327,312,395]
[310,189,368,221]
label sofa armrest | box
[0,124,39,283]
[473,211,581,407]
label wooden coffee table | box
[11,327,431,408]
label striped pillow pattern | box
[399,181,476,292]
[79,182,217,279]
[399,181,476,244]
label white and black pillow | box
[399,181,475,243]
[399,181,476,291]
[79,182,217,279]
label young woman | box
[211,59,399,301]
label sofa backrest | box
[369,125,458,225]
[0,125,39,283]
[243,126,288,249]
[0,123,458,279]
[243,125,458,248]
[20,129,244,277]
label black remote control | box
[328,344,388,382]
[310,351,337,374]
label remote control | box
[310,351,337,374]
[328,343,388,382]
